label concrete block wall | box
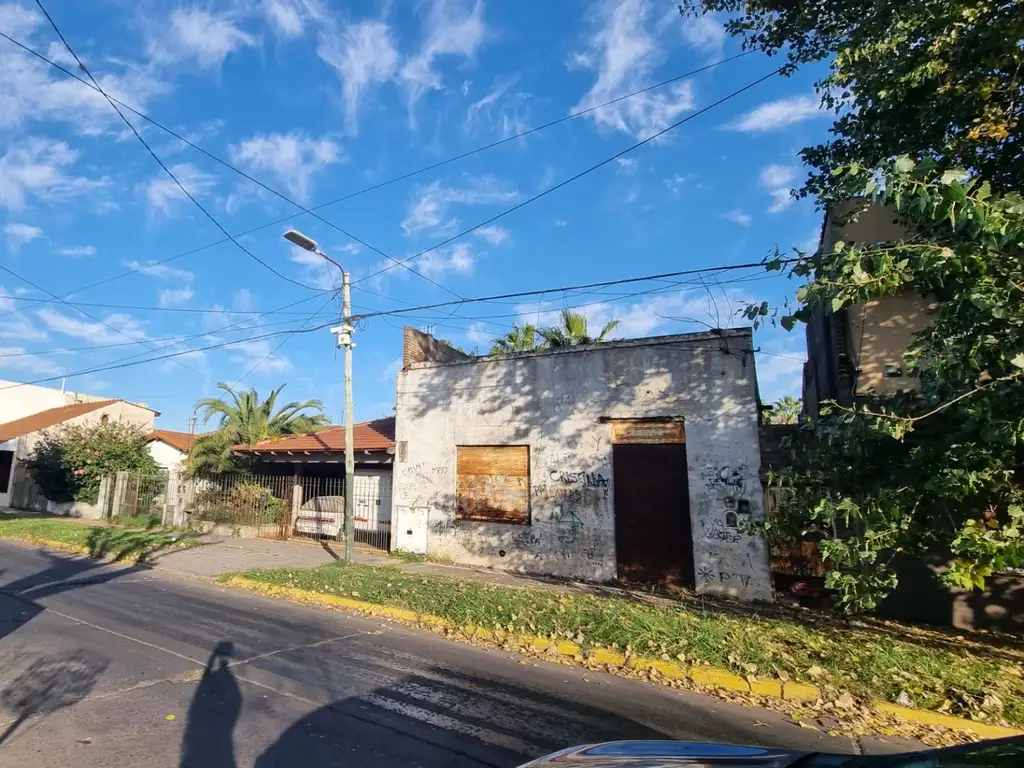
[392,330,773,602]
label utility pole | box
[283,229,355,560]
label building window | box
[455,446,530,524]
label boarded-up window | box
[455,446,530,524]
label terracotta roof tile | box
[234,417,395,453]
[146,429,203,453]
[0,400,120,443]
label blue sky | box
[0,0,829,430]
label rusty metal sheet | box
[456,446,529,476]
[455,473,530,523]
[609,419,685,445]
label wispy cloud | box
[400,0,488,126]
[474,225,509,246]
[680,13,726,58]
[0,346,63,376]
[141,163,217,215]
[261,0,324,37]
[572,0,695,140]
[158,287,195,307]
[0,286,47,342]
[56,245,96,257]
[319,20,399,134]
[123,260,195,281]
[4,222,42,251]
[36,308,145,345]
[418,243,475,277]
[722,209,751,227]
[761,163,799,213]
[464,75,531,139]
[401,176,517,236]
[728,95,824,133]
[756,342,806,402]
[148,8,255,70]
[0,138,108,211]
[230,132,343,202]
[230,339,292,374]
[290,245,341,290]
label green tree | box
[26,421,159,503]
[189,383,329,474]
[490,323,541,355]
[540,310,619,348]
[679,0,1024,197]
[764,395,801,425]
[749,159,1024,611]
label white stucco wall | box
[148,440,187,472]
[392,330,772,602]
[0,380,112,424]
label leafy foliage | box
[490,323,541,355]
[754,159,1024,610]
[539,309,620,348]
[25,422,158,504]
[679,0,1024,196]
[188,383,328,474]
[764,395,801,425]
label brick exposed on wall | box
[403,327,474,369]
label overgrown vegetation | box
[0,518,201,563]
[489,310,619,355]
[234,561,1024,725]
[190,481,288,526]
[25,422,158,504]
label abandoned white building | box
[391,327,772,602]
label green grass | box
[234,560,1024,726]
[0,517,203,563]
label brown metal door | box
[612,444,694,588]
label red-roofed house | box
[146,429,203,471]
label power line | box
[0,258,794,391]
[355,67,783,285]
[0,30,750,318]
[31,0,322,294]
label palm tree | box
[540,309,619,348]
[188,383,329,474]
[490,323,541,355]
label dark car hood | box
[516,741,814,768]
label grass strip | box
[233,560,1024,726]
[0,518,202,563]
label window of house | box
[455,446,530,524]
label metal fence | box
[184,473,294,540]
[293,474,392,552]
[111,471,177,527]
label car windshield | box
[826,738,1024,768]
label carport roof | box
[234,417,395,454]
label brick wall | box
[402,327,474,369]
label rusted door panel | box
[613,444,694,588]
[455,446,530,523]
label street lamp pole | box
[283,230,355,560]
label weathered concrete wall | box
[392,330,772,602]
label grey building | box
[391,327,772,602]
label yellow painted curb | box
[221,576,1024,738]
[874,702,1023,740]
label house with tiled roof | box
[0,398,158,512]
[146,429,204,471]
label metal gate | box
[184,473,293,539]
[113,472,174,526]
[293,474,392,551]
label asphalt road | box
[0,541,912,768]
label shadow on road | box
[0,651,108,746]
[180,641,241,768]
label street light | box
[282,229,355,560]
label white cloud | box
[36,308,146,345]
[756,346,806,402]
[465,322,489,346]
[56,245,96,257]
[123,260,195,281]
[261,0,323,37]
[141,163,217,215]
[4,222,42,251]
[400,0,488,125]
[289,245,342,290]
[728,95,824,133]
[401,176,517,236]
[318,20,399,135]
[680,13,726,57]
[768,188,794,213]
[0,13,167,133]
[464,76,531,139]
[0,346,63,376]
[572,0,695,140]
[474,225,509,246]
[229,132,342,202]
[761,163,799,213]
[0,285,47,342]
[337,243,361,255]
[230,339,292,374]
[418,243,475,277]
[723,209,751,227]
[382,357,402,381]
[0,138,108,211]
[148,8,255,70]
[663,173,690,195]
[159,287,195,307]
